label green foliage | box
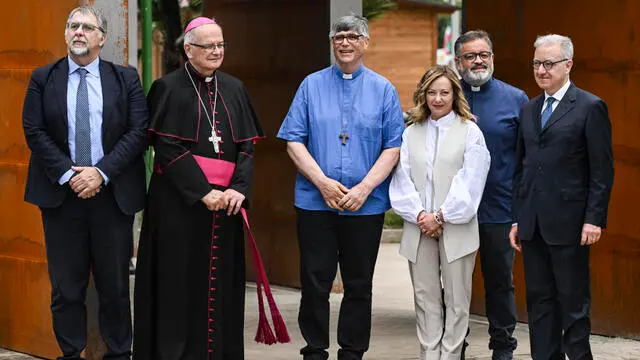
[362,0,397,21]
[383,210,404,229]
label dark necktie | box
[541,97,556,128]
[75,68,92,166]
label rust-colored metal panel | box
[0,0,80,358]
[467,0,640,338]
[204,1,331,288]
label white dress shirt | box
[59,56,108,184]
[542,79,571,114]
[390,111,491,224]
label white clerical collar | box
[545,79,571,102]
[204,76,214,83]
[467,77,492,92]
[334,64,364,80]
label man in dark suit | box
[22,6,148,360]
[509,34,614,360]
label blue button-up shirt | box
[463,77,528,224]
[59,56,108,184]
[277,64,404,215]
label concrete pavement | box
[244,243,640,360]
[3,243,639,359]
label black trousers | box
[296,209,384,360]
[41,187,133,360]
[521,226,592,360]
[478,223,518,354]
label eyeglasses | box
[67,22,105,33]
[459,51,492,62]
[190,42,227,51]
[532,58,569,70]
[331,34,364,44]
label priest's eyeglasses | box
[332,34,364,44]
[459,51,492,62]
[532,59,569,70]
[67,22,105,33]
[190,42,227,51]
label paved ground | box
[3,243,639,359]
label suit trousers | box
[409,235,476,360]
[478,223,518,353]
[296,208,384,360]
[521,226,592,360]
[41,186,134,360]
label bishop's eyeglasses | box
[532,58,569,70]
[190,42,227,51]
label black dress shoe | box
[461,339,467,359]
[492,349,513,360]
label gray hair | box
[329,15,369,38]
[454,30,492,57]
[534,34,574,59]
[183,17,218,45]
[66,6,107,35]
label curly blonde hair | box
[408,65,475,124]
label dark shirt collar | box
[186,62,216,83]
[462,77,494,93]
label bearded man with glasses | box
[454,30,529,360]
[22,6,149,360]
[510,34,614,360]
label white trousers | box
[409,235,477,360]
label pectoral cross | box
[209,131,222,153]
[339,131,349,145]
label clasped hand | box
[417,211,443,238]
[201,188,246,215]
[70,166,104,199]
[319,177,371,212]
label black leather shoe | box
[492,349,514,360]
[461,339,468,359]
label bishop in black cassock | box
[133,17,286,360]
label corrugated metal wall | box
[467,0,640,338]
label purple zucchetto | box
[184,17,216,35]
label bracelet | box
[433,211,443,225]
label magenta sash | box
[193,155,290,345]
[193,155,235,186]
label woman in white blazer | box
[390,65,491,360]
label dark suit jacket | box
[22,57,149,215]
[513,83,614,245]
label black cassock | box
[134,63,263,360]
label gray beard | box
[460,66,494,87]
[69,46,89,57]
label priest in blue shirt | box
[277,15,404,360]
[455,30,529,360]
